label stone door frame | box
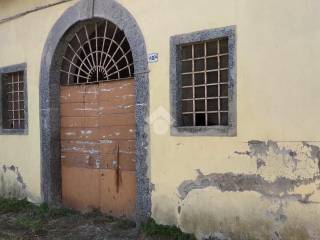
[39,0,150,222]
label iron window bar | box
[60,20,134,85]
[4,72,25,129]
[180,38,229,127]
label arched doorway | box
[40,0,150,222]
[60,18,136,218]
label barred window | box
[170,26,236,136]
[180,38,229,126]
[3,71,25,129]
[0,64,27,134]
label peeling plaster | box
[234,141,320,180]
[303,142,320,172]
[175,141,320,239]
[179,141,320,203]
[256,158,266,169]
[178,170,320,203]
[237,140,301,172]
[0,165,27,199]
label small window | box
[170,26,236,136]
[180,38,229,127]
[0,64,28,134]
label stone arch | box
[39,0,150,222]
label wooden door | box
[60,79,136,219]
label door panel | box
[99,113,135,126]
[61,117,86,128]
[99,125,136,140]
[60,79,136,219]
[61,117,100,128]
[60,102,84,117]
[99,140,135,153]
[61,128,100,141]
[60,85,85,103]
[98,80,136,219]
[61,152,98,168]
[100,169,136,219]
[84,84,99,102]
[100,153,136,170]
[62,166,100,211]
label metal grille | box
[3,71,25,129]
[60,20,134,85]
[180,38,229,126]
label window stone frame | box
[170,26,237,136]
[0,63,28,135]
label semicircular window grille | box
[60,20,134,85]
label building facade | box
[0,0,320,239]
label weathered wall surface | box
[1,0,320,239]
[176,141,320,239]
[0,0,75,201]
[118,0,320,239]
[0,0,70,19]
[0,165,27,199]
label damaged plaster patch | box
[178,141,320,205]
[235,141,320,179]
[302,142,320,172]
[176,141,320,239]
[247,140,298,159]
[0,165,28,199]
[256,158,266,169]
[240,140,300,171]
[178,170,320,203]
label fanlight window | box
[60,20,134,85]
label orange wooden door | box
[60,79,136,219]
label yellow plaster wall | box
[118,0,320,238]
[0,0,75,201]
[1,0,320,238]
[0,0,71,19]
